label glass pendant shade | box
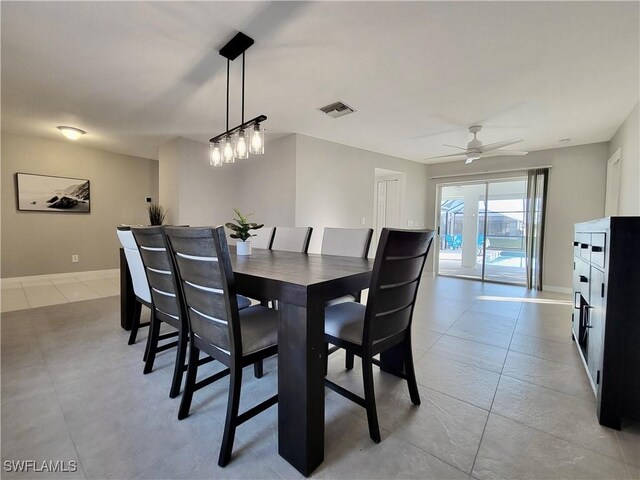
[234,129,249,159]
[250,123,264,155]
[210,142,222,167]
[223,136,235,163]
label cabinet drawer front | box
[591,233,606,269]
[579,233,591,261]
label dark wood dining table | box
[231,248,373,475]
[122,246,406,475]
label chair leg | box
[143,315,161,374]
[218,365,243,467]
[253,360,263,379]
[128,301,142,345]
[403,341,421,406]
[142,308,154,362]
[178,344,200,420]
[345,352,355,370]
[169,327,188,398]
[362,356,381,443]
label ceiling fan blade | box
[425,152,468,161]
[482,150,529,158]
[480,138,523,152]
[465,157,475,165]
[442,144,468,151]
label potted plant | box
[225,208,263,255]
[147,203,167,225]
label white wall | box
[1,132,158,277]
[608,102,639,215]
[295,134,429,253]
[159,135,296,229]
[425,142,608,291]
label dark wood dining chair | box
[131,226,188,398]
[164,226,278,467]
[324,228,435,443]
[116,226,152,347]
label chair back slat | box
[116,227,151,303]
[138,246,173,272]
[164,226,241,357]
[131,226,184,329]
[182,282,228,324]
[364,228,434,345]
[172,255,224,291]
[145,268,176,294]
[188,308,231,354]
[321,227,373,258]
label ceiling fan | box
[426,125,528,164]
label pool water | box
[487,252,526,267]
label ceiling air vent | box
[319,101,356,118]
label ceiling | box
[2,2,638,163]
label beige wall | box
[295,134,429,253]
[608,102,639,215]
[159,134,426,254]
[159,135,296,229]
[425,142,608,290]
[1,132,158,278]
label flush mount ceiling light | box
[209,32,267,167]
[57,126,86,140]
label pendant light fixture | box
[209,32,266,167]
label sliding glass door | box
[437,178,528,285]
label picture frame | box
[15,172,91,213]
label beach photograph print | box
[16,173,90,213]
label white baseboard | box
[542,285,572,294]
[1,269,119,287]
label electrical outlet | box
[72,254,79,263]
[360,217,366,225]
[408,220,415,227]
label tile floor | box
[1,270,120,313]
[1,276,638,479]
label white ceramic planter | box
[237,240,252,256]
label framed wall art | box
[15,172,90,213]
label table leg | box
[277,302,325,476]
[120,249,135,331]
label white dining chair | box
[250,226,275,250]
[116,226,152,346]
[271,227,312,253]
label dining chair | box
[131,226,189,398]
[116,226,152,347]
[322,227,374,370]
[249,226,275,250]
[321,227,373,259]
[270,226,312,253]
[164,226,278,467]
[324,228,435,443]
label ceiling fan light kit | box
[427,125,528,165]
[209,32,266,167]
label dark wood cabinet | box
[572,217,640,429]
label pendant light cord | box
[226,58,230,133]
[241,52,245,125]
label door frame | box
[434,176,528,285]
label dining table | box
[120,246,407,475]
